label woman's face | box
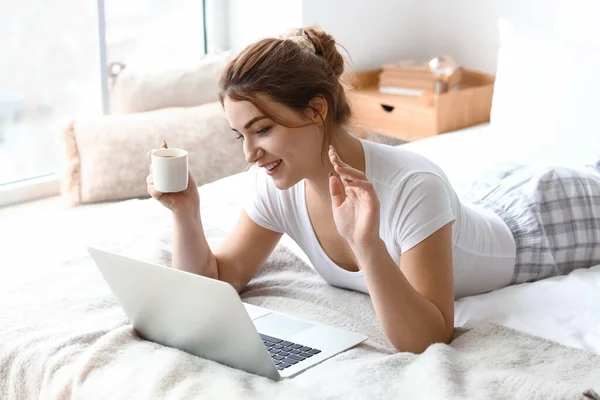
[224,95,326,190]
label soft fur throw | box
[1,207,598,399]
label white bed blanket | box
[2,123,600,398]
[2,228,599,399]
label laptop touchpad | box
[253,313,313,338]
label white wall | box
[420,0,600,73]
[224,0,600,75]
[227,0,303,52]
[224,0,424,72]
[421,0,560,73]
[302,0,423,72]
[553,0,600,42]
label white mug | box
[151,148,189,193]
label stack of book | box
[378,60,462,96]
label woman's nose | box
[243,139,263,164]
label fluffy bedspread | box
[3,129,600,399]
[1,190,599,399]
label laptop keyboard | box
[260,333,321,371]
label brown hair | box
[218,25,352,160]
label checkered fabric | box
[471,166,600,284]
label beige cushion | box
[109,52,233,114]
[59,102,247,206]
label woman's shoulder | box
[361,139,450,190]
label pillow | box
[490,18,600,166]
[59,101,247,206]
[108,51,233,114]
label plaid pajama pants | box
[470,166,600,284]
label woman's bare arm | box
[172,209,283,293]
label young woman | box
[147,26,600,353]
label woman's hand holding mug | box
[147,140,199,216]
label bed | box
[2,122,600,399]
[3,19,600,400]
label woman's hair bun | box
[303,25,345,78]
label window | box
[0,0,208,207]
[104,0,206,72]
[0,0,103,188]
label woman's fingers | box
[146,175,164,199]
[344,179,374,191]
[333,163,365,180]
[148,186,163,199]
[328,146,367,180]
[327,145,372,198]
[344,180,378,207]
[329,172,345,208]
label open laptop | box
[87,247,368,380]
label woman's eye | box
[256,127,270,135]
[235,134,244,141]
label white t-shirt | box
[244,139,517,298]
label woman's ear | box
[306,96,328,124]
